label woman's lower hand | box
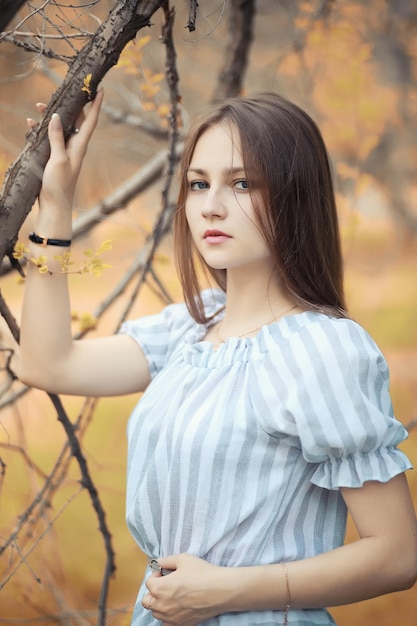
[142,553,231,626]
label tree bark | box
[212,0,256,101]
[0,0,166,268]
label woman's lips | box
[203,229,231,244]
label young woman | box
[18,91,417,626]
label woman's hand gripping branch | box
[36,90,104,214]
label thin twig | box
[0,442,48,479]
[114,2,182,326]
[186,0,198,32]
[0,398,96,577]
[0,33,74,62]
[0,288,20,343]
[47,394,115,626]
[2,30,92,40]
[0,486,83,590]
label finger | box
[73,108,86,131]
[48,113,67,158]
[36,102,47,114]
[26,117,38,129]
[158,555,178,573]
[75,88,104,141]
[141,593,155,612]
[65,89,103,156]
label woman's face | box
[184,122,273,277]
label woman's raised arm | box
[17,92,151,397]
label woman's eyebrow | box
[187,166,246,175]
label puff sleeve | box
[119,289,225,379]
[283,316,412,490]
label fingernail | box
[51,113,61,129]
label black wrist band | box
[29,232,72,247]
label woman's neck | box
[220,270,295,334]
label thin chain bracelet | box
[282,562,291,625]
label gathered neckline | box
[179,310,323,369]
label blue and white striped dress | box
[121,289,412,626]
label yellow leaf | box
[151,73,164,84]
[155,253,170,265]
[141,82,161,98]
[96,239,113,253]
[89,258,112,277]
[137,35,151,50]
[118,37,150,73]
[31,254,47,267]
[157,104,170,118]
[81,73,92,97]
[13,242,28,259]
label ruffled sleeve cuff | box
[311,446,413,490]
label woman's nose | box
[201,187,226,219]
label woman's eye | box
[189,180,208,191]
[235,179,249,191]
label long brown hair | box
[174,92,348,323]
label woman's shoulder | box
[122,288,225,335]
[283,311,383,357]
[262,310,388,383]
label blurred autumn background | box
[0,1,416,624]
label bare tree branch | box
[49,394,113,624]
[0,289,20,343]
[212,0,256,100]
[101,101,170,138]
[160,2,180,220]
[0,0,166,270]
[115,0,182,328]
[186,0,198,32]
[72,147,177,239]
[0,148,178,287]
[0,398,95,563]
[39,56,171,137]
